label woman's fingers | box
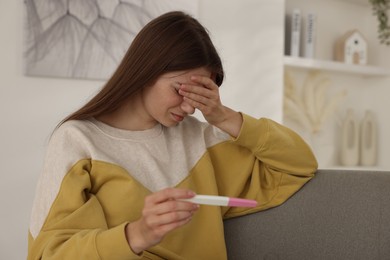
[182,75,242,137]
[179,77,225,123]
[143,207,194,229]
[179,84,219,108]
[131,188,199,251]
[144,200,198,223]
[126,207,194,254]
[142,188,198,226]
[190,75,218,90]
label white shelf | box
[338,0,370,6]
[284,56,390,77]
[323,166,388,171]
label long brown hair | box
[61,11,224,124]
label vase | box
[340,109,359,166]
[309,128,335,168]
[360,110,377,166]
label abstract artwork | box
[24,0,198,80]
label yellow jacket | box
[28,114,317,259]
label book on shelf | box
[303,12,317,59]
[289,8,301,57]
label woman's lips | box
[172,113,184,122]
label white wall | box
[0,2,102,259]
[0,1,283,259]
[199,0,284,121]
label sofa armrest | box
[224,169,390,260]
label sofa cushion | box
[224,169,390,260]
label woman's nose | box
[181,101,195,115]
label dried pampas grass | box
[284,70,347,134]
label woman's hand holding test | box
[125,188,198,254]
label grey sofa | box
[224,169,390,260]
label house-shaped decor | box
[334,29,368,65]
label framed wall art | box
[24,0,198,80]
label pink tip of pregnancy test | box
[228,198,257,208]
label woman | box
[28,11,317,259]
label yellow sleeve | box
[27,160,141,260]
[209,114,318,218]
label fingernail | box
[188,190,196,196]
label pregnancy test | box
[180,195,257,207]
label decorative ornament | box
[334,29,368,65]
